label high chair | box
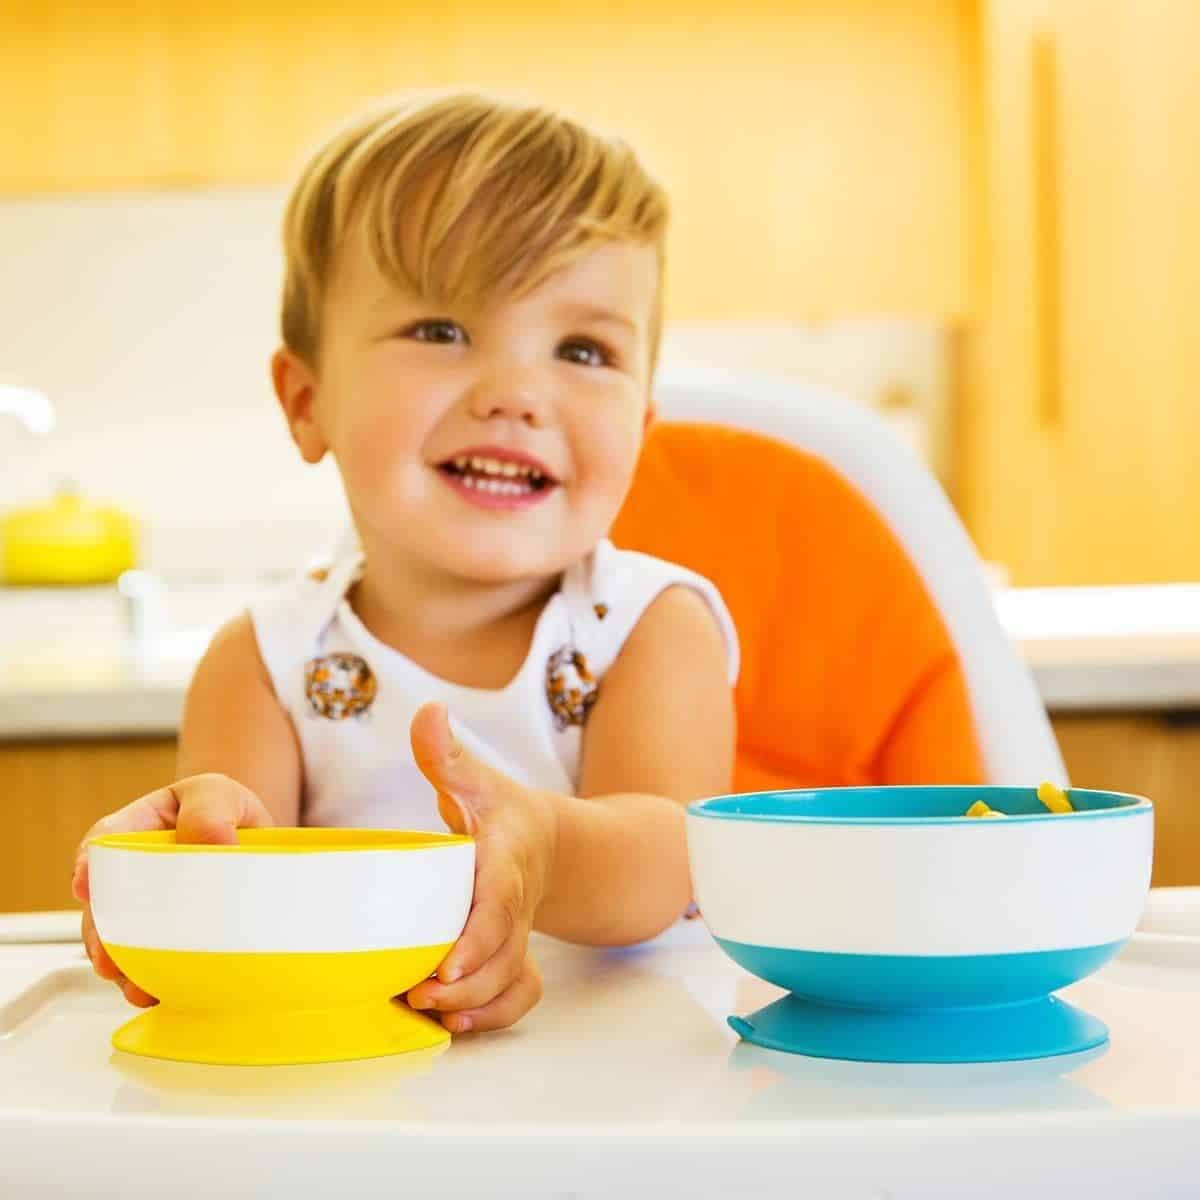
[612,365,1066,791]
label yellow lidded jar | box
[1,485,137,585]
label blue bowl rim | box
[687,785,1152,827]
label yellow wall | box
[3,1,976,322]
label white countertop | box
[1,582,1199,739]
[994,584,1200,714]
[1,916,1198,1198]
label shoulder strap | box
[247,554,364,705]
[559,540,740,683]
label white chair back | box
[654,364,1067,786]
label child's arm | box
[172,615,303,821]
[72,614,302,1001]
[543,584,735,941]
[406,585,733,1030]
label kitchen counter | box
[1,582,1199,740]
[1,916,1198,1198]
[994,584,1200,714]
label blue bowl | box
[686,786,1153,1063]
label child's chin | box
[445,542,566,586]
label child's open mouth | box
[436,451,558,510]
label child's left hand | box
[405,702,557,1033]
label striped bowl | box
[88,828,474,1066]
[686,786,1153,1063]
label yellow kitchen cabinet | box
[3,0,975,322]
[962,0,1200,584]
[1,738,177,913]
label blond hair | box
[281,91,669,369]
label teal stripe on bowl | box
[715,936,1125,1008]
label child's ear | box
[271,347,327,464]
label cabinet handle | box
[1032,31,1063,431]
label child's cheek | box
[587,397,646,489]
[338,391,433,499]
[571,397,645,521]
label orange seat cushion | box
[612,422,984,792]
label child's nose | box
[466,372,551,428]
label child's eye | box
[558,338,613,368]
[405,319,468,345]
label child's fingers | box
[82,907,159,1006]
[411,703,539,831]
[119,979,158,1008]
[174,774,274,844]
[71,785,185,902]
[410,703,488,830]
[74,789,182,1002]
[81,909,122,982]
[436,868,523,984]
[436,791,472,838]
[439,954,544,1035]
[72,778,258,1014]
[73,777,273,903]
[71,853,91,905]
[408,930,527,1014]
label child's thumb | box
[174,775,273,845]
[410,703,495,835]
[436,791,473,837]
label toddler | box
[73,91,738,1035]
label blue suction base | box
[728,993,1109,1064]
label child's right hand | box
[71,774,274,1007]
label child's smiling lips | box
[435,445,560,511]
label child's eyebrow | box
[554,303,639,336]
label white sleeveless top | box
[249,540,739,830]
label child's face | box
[275,228,658,586]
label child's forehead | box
[522,242,659,314]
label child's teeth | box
[486,458,530,476]
[446,454,550,487]
[460,475,532,495]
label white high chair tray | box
[2,905,1199,1199]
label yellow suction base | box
[112,1000,450,1067]
[103,941,455,1067]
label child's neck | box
[348,550,559,690]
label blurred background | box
[5,0,1199,585]
[2,1,1198,910]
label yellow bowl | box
[87,828,474,1066]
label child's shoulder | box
[241,556,361,694]
[567,543,739,800]
[561,540,740,686]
